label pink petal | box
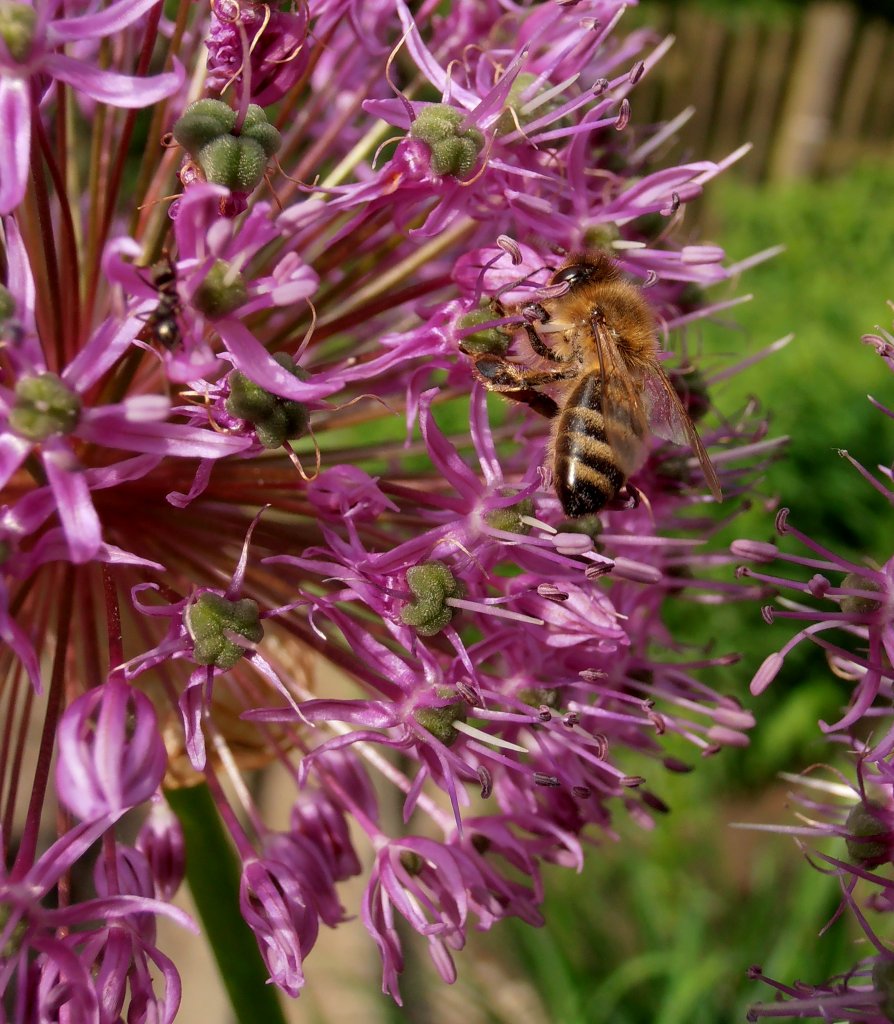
[49,0,170,41]
[77,414,253,458]
[44,54,184,109]
[0,79,31,214]
[42,445,102,564]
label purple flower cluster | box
[736,323,894,1020]
[0,0,770,1016]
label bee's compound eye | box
[552,265,589,287]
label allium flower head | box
[738,317,894,1020]
[0,0,771,1014]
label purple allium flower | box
[0,0,771,1013]
[737,319,894,1019]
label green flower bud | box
[457,308,510,356]
[430,136,482,178]
[582,223,620,249]
[518,687,560,709]
[186,592,264,670]
[226,353,310,449]
[196,135,269,192]
[9,373,81,441]
[240,104,282,157]
[399,850,425,875]
[558,514,603,542]
[410,105,484,179]
[414,688,467,746]
[0,3,36,63]
[494,72,573,137]
[0,902,27,958]
[840,573,884,615]
[172,99,237,156]
[485,497,534,534]
[675,284,706,314]
[872,959,894,1023]
[401,561,463,636]
[845,800,890,865]
[193,260,249,319]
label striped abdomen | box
[553,373,646,517]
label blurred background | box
[161,1,894,1019]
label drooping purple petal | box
[44,54,184,108]
[49,0,172,42]
[0,79,31,215]
[42,445,103,564]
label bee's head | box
[550,251,619,290]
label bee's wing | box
[589,319,650,478]
[643,367,722,501]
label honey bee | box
[137,256,181,349]
[469,251,721,516]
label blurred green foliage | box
[666,164,894,785]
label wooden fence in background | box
[631,1,894,181]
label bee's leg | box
[500,388,559,420]
[473,354,576,390]
[521,322,568,363]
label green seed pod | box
[414,688,468,746]
[0,3,37,63]
[186,592,264,670]
[240,105,282,158]
[226,353,311,449]
[409,105,465,144]
[430,136,481,178]
[872,958,894,1023]
[410,104,484,179]
[196,135,269,192]
[840,572,884,615]
[0,285,15,324]
[172,99,237,156]
[485,497,534,534]
[401,561,463,636]
[845,800,890,865]
[518,687,561,709]
[457,308,510,356]
[399,850,424,875]
[9,373,82,441]
[193,260,249,319]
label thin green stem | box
[164,783,288,1024]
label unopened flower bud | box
[137,799,186,901]
[186,592,264,669]
[400,561,463,636]
[410,105,484,178]
[194,259,248,318]
[9,373,81,440]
